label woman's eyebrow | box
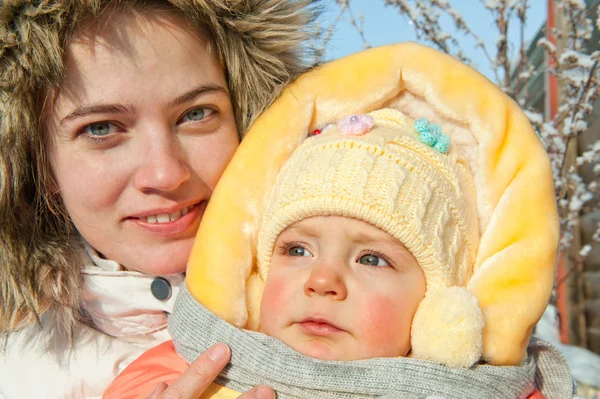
[59,84,229,126]
[168,84,229,107]
[60,103,134,125]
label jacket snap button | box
[151,277,172,301]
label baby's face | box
[259,216,426,361]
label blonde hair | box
[0,0,318,336]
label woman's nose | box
[132,133,191,193]
[303,262,348,300]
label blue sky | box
[320,0,547,83]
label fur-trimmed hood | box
[0,0,320,333]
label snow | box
[535,304,600,387]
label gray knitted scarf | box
[169,285,574,399]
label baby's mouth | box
[297,318,345,336]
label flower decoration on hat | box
[337,114,375,136]
[414,118,451,154]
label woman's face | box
[46,11,239,274]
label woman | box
[0,1,318,397]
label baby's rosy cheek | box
[260,274,296,337]
[357,295,410,356]
[261,274,292,315]
[358,295,395,335]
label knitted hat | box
[183,42,559,368]
[256,108,483,367]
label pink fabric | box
[103,341,187,399]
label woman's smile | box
[128,200,208,236]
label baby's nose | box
[303,263,347,300]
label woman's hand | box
[146,343,274,399]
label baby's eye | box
[358,254,389,267]
[82,122,118,136]
[288,246,312,257]
[181,107,214,122]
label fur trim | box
[174,0,321,133]
[0,0,320,334]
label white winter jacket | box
[0,244,184,399]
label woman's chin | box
[125,261,187,275]
[113,239,193,275]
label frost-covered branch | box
[307,0,348,65]
[540,0,600,257]
[378,0,474,65]
[513,0,535,104]
[346,5,370,50]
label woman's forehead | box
[66,9,212,67]
[48,9,225,120]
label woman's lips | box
[129,200,207,236]
[297,320,344,336]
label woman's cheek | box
[188,130,238,189]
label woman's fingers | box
[237,386,275,399]
[151,343,231,399]
[144,343,275,399]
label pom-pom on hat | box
[183,42,559,368]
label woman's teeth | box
[141,205,191,223]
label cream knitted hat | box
[257,108,485,367]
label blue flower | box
[434,134,451,154]
[414,118,430,133]
[413,118,451,154]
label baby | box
[255,109,480,364]
[105,42,574,399]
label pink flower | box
[336,114,374,136]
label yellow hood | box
[185,42,558,366]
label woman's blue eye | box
[82,122,116,136]
[288,246,312,257]
[182,107,213,122]
[358,254,389,267]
